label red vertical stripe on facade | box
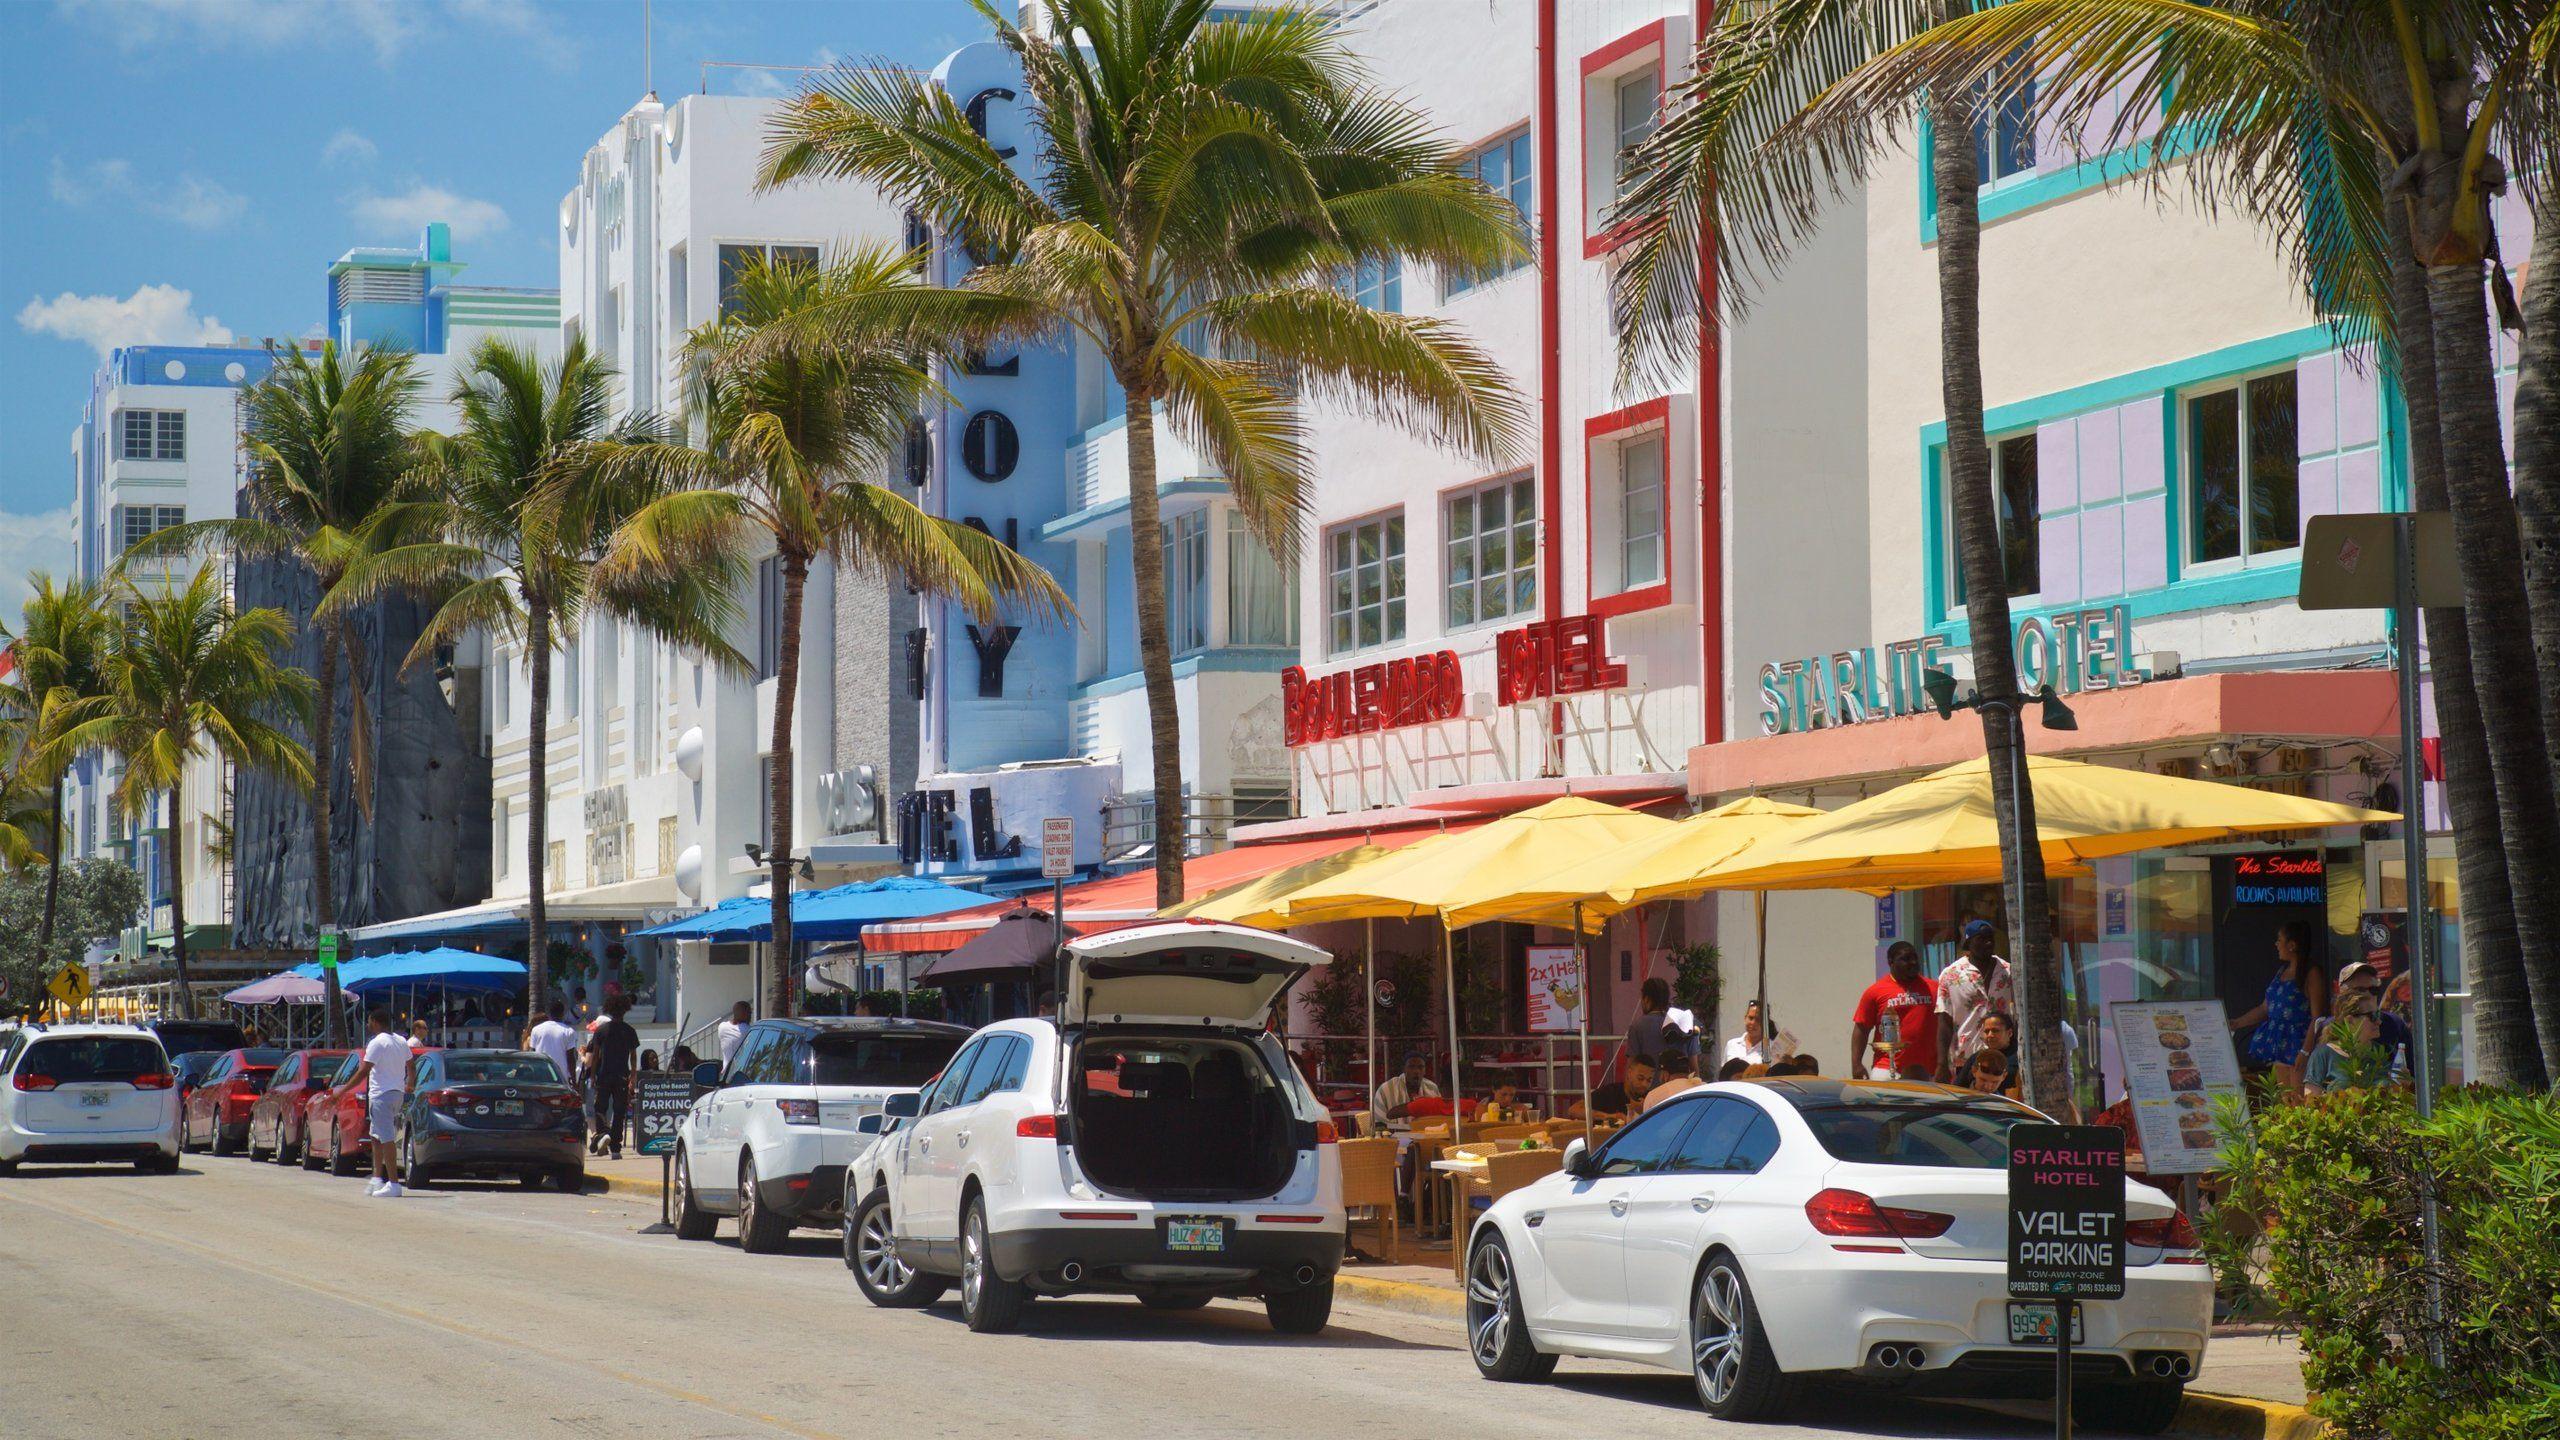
[1536,0,1565,752]
[1694,0,1725,745]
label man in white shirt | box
[716,1001,752,1073]
[350,1010,415,1198]
[1936,920,2016,1082]
[1370,1051,1442,1126]
[524,1001,580,1085]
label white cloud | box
[0,511,78,623]
[16,285,234,359]
[347,182,510,243]
[56,0,562,67]
[322,129,378,167]
[50,157,248,231]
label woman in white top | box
[1722,1000,1797,1068]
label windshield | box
[1796,1095,2043,1169]
[23,1038,169,1083]
[443,1054,563,1084]
[175,1053,226,1081]
[321,1056,360,1087]
[295,1053,348,1083]
[241,1048,289,1067]
[154,1022,246,1056]
[811,1033,966,1088]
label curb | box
[1334,1271,1464,1320]
[2171,1392,2328,1440]
[593,1171,668,1200]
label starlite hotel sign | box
[1758,603,2151,736]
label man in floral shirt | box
[1936,920,2016,1082]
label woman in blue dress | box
[2228,919,2331,1077]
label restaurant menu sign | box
[2107,999,2248,1175]
[1523,946,1585,1034]
[2006,1123,2127,1300]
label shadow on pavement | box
[909,1294,1444,1352]
[0,1163,203,1178]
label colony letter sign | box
[2007,1123,2127,1299]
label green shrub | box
[2206,1086,2560,1440]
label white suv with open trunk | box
[845,921,1346,1334]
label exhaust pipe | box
[1060,1261,1085,1283]
[1293,1264,1318,1286]
[1871,1344,1903,1369]
[2149,1355,2175,1377]
[2173,1355,2194,1379]
[1900,1345,1927,1370]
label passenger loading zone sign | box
[2007,1123,2127,1300]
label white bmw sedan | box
[1463,1079,2210,1432]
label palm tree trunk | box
[2387,225,2547,1090]
[1120,377,1187,909]
[315,614,342,1044]
[1927,75,2063,1112]
[766,555,808,1020]
[166,787,196,1020]
[37,774,64,967]
[2503,205,2560,1075]
[2426,259,2560,1081]
[525,601,552,1014]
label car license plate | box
[79,1089,110,1107]
[495,1100,525,1117]
[1165,1218,1227,1253]
[2007,1301,2087,1346]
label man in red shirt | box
[1851,940,1941,1081]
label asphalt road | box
[0,1157,2088,1440]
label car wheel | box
[1691,1253,1795,1420]
[2077,1380,2185,1435]
[401,1128,433,1189]
[1265,1277,1335,1335]
[178,1113,199,1154]
[248,1118,272,1162]
[959,1197,1027,1333]
[671,1145,716,1240]
[847,1189,949,1308]
[518,1171,545,1190]
[737,1154,791,1253]
[0,1159,18,1176]
[139,1151,180,1175]
[212,1122,240,1158]
[1465,1232,1556,1380]
[298,1122,323,1170]
[553,1169,585,1193]
[1139,1294,1210,1311]
[327,1123,358,1178]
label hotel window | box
[1228,523,1299,647]
[494,799,510,876]
[116,504,185,555]
[1614,433,1666,591]
[1949,433,2041,602]
[119,409,185,461]
[754,557,784,680]
[1164,509,1210,655]
[2187,371,2300,564]
[1325,512,1406,656]
[1973,55,2037,182]
[717,242,820,318]
[657,815,680,877]
[1448,129,1532,297]
[1343,255,1401,313]
[1445,474,1537,628]
[1611,65,1662,198]
[548,840,567,883]
[560,639,581,719]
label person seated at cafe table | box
[1371,1050,1443,1126]
[1477,1082,1535,1125]
[1716,1056,1753,1082]
[1963,1046,2015,1097]
[1644,1044,1704,1110]
[1571,1056,1657,1120]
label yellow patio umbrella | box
[1467,795,1827,927]
[1692,754,2398,892]
[1272,797,1676,1133]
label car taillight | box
[1804,1187,1954,1241]
[776,1098,818,1125]
[132,1072,173,1090]
[1017,1114,1062,1139]
[1313,1120,1339,1144]
[2128,1209,2204,1259]
[541,1093,582,1111]
[421,1089,466,1109]
[12,1072,57,1091]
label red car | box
[305,1045,431,1177]
[247,1049,348,1165]
[178,1048,289,1156]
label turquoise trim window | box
[1916,93,2205,244]
[1921,325,2404,644]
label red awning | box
[861,824,1466,954]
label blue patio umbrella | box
[339,947,528,997]
[634,877,986,944]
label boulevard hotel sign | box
[1283,614,1628,746]
[1757,602,2150,737]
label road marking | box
[0,1185,849,1440]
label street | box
[1,1162,2088,1440]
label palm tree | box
[1785,0,2560,1078]
[71,570,310,1019]
[756,0,1528,907]
[608,252,1071,1018]
[1607,0,2076,1110]
[334,336,749,1013]
[0,576,115,968]
[131,341,423,1038]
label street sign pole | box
[1042,818,1074,1009]
[2390,516,2449,1366]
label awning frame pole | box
[1574,902,1593,1125]
[1442,923,1464,1146]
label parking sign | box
[1041,817,1074,879]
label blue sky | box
[0,0,985,614]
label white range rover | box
[844,921,1346,1334]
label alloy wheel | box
[858,1202,910,1292]
[962,1217,985,1313]
[1693,1264,1745,1405]
[1467,1241,1514,1369]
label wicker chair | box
[1337,1135,1401,1263]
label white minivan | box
[845,921,1346,1334]
[0,1024,183,1172]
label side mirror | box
[855,1113,886,1135]
[1561,1137,1594,1179]
[883,1091,922,1119]
[690,1061,723,1090]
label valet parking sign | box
[2007,1124,2127,1300]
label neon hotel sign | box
[1283,614,1628,747]
[1758,603,2150,737]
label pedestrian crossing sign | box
[48,963,93,1007]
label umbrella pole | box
[1755,890,1770,1043]
[1574,903,1592,1125]
[1442,925,1463,1145]
[1363,918,1376,1120]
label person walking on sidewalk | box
[525,1000,581,1088]
[583,995,641,1159]
[351,1010,414,1198]
[716,1001,751,1072]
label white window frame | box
[1443,473,1537,631]
[1447,128,1532,299]
[1612,433,1667,594]
[119,409,185,462]
[2180,366,2302,573]
[1323,510,1407,657]
[1343,255,1401,312]
[715,241,821,319]
[1610,64,1662,201]
[1164,509,1210,655]
[115,504,185,555]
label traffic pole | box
[2392,515,2448,1365]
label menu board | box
[1523,946,1585,1034]
[2107,999,2248,1175]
